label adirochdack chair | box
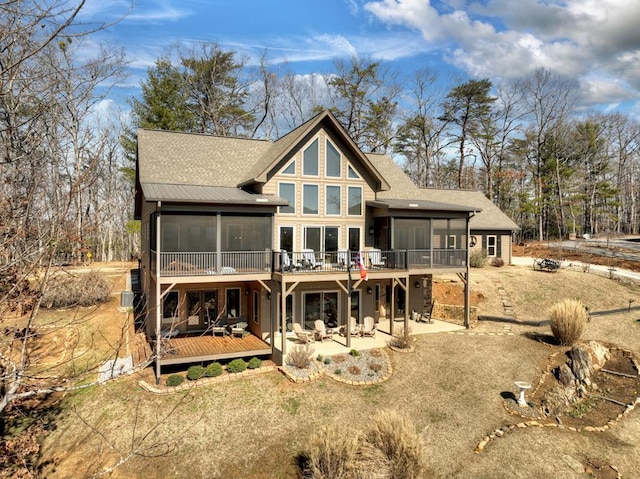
[293,322,314,343]
[361,316,377,337]
[313,319,333,341]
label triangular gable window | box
[282,161,295,175]
[348,165,360,179]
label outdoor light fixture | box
[367,286,373,294]
[368,226,375,236]
[267,292,271,300]
[414,281,421,289]
[245,288,250,295]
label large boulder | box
[568,341,610,387]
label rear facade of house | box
[135,111,480,379]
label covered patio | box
[277,318,464,359]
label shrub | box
[549,298,589,346]
[333,354,347,363]
[469,249,488,268]
[316,354,323,362]
[186,365,206,380]
[334,368,343,375]
[349,349,360,357]
[364,410,428,479]
[388,327,412,349]
[227,358,247,373]
[204,362,223,377]
[42,271,111,308]
[299,424,360,479]
[369,348,383,358]
[347,365,361,375]
[247,357,262,369]
[323,357,332,365]
[369,363,383,373]
[285,344,314,369]
[166,374,184,387]
[491,257,505,267]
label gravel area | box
[282,348,390,383]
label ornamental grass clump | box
[549,298,589,346]
[298,411,427,479]
[285,344,314,369]
[300,425,360,479]
[388,327,412,349]
[365,410,428,479]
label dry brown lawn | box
[33,261,640,479]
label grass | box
[31,263,640,478]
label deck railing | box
[151,248,467,277]
[152,250,271,276]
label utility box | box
[120,291,134,308]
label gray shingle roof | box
[137,129,271,188]
[368,152,519,231]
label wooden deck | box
[157,333,272,366]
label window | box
[487,235,497,257]
[348,227,360,251]
[279,183,295,214]
[162,291,179,325]
[279,226,294,252]
[277,294,294,333]
[347,186,362,216]
[282,161,295,175]
[186,291,201,328]
[448,235,456,249]
[253,290,259,324]
[304,226,338,254]
[325,226,338,253]
[305,226,321,252]
[303,291,338,329]
[303,184,318,214]
[226,288,241,318]
[348,165,360,179]
[303,139,318,176]
[325,185,341,215]
[326,140,341,177]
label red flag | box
[356,251,368,281]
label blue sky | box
[81,0,640,117]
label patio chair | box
[340,316,360,336]
[314,319,333,342]
[419,300,435,324]
[292,322,314,343]
[337,249,354,268]
[301,249,323,269]
[361,316,376,337]
[281,250,296,272]
[368,248,386,269]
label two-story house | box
[135,110,486,381]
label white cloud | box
[364,0,640,109]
